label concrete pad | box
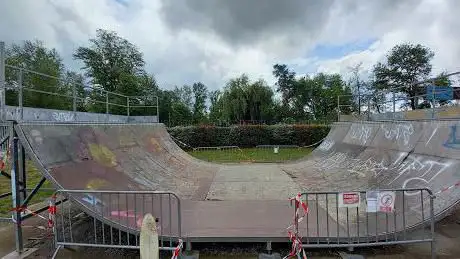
[206,164,300,200]
[2,248,38,259]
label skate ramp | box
[13,121,460,240]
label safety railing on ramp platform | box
[287,188,436,258]
[51,189,182,258]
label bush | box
[167,124,331,148]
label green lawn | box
[0,160,54,217]
[188,147,313,163]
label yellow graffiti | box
[88,143,117,167]
[86,178,109,190]
[149,137,161,151]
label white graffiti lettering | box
[313,152,387,177]
[389,158,451,196]
[52,112,74,122]
[381,123,414,146]
[313,151,451,196]
[349,124,372,145]
[318,139,334,151]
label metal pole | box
[156,96,159,122]
[127,97,130,117]
[18,144,26,201]
[105,91,109,114]
[72,83,77,112]
[337,95,340,122]
[18,69,23,120]
[431,80,436,119]
[357,80,361,115]
[11,135,23,253]
[0,42,6,121]
[430,194,436,259]
[392,91,396,113]
[367,99,371,121]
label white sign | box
[366,191,379,212]
[339,192,360,208]
[378,191,396,212]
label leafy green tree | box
[192,82,208,124]
[173,85,193,112]
[61,71,87,112]
[5,40,69,109]
[373,43,435,110]
[208,90,223,124]
[217,74,274,124]
[74,29,147,114]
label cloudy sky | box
[1,0,459,90]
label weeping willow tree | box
[209,74,274,124]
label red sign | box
[339,192,360,208]
[343,193,359,204]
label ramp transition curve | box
[14,121,460,241]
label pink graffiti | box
[111,210,143,227]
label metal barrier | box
[289,188,436,258]
[51,189,182,258]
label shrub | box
[167,124,330,148]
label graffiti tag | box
[52,112,74,122]
[381,123,414,146]
[444,125,460,149]
[349,124,372,145]
[318,139,334,151]
[82,194,104,206]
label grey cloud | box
[159,0,335,45]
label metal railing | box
[51,189,182,257]
[290,188,436,258]
[337,72,460,121]
[0,42,159,121]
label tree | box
[216,74,274,124]
[208,90,223,124]
[273,64,296,104]
[373,43,435,110]
[74,29,147,114]
[192,82,208,124]
[61,71,87,112]
[173,85,193,112]
[5,40,69,109]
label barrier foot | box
[51,245,62,259]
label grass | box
[188,147,313,163]
[0,160,54,217]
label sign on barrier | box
[339,192,360,208]
[366,191,378,212]
[378,191,396,212]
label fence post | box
[72,83,77,112]
[431,80,436,119]
[392,91,396,113]
[105,91,109,114]
[337,95,340,122]
[0,42,5,121]
[430,193,436,259]
[127,97,130,117]
[156,96,159,123]
[11,134,24,253]
[18,69,23,120]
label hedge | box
[167,124,331,148]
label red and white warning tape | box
[283,193,309,259]
[435,181,460,195]
[10,194,57,233]
[48,195,57,229]
[171,239,183,259]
